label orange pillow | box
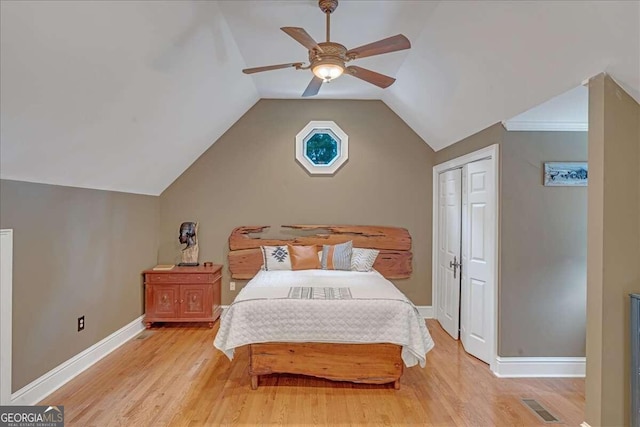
[288,244,321,270]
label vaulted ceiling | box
[1,1,638,195]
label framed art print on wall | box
[543,162,588,186]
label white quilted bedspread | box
[213,269,434,367]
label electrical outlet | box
[77,315,85,332]
[230,281,236,291]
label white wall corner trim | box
[502,120,588,132]
[493,356,586,378]
[10,315,145,406]
[416,306,434,319]
[0,229,13,405]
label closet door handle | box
[449,256,462,279]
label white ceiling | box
[0,1,258,195]
[383,0,639,150]
[1,1,638,194]
[503,85,588,132]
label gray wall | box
[0,180,159,392]
[436,125,588,357]
[500,131,587,357]
[159,99,436,306]
[585,74,640,427]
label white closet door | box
[436,169,462,340]
[460,159,494,363]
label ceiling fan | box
[242,0,411,97]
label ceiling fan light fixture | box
[312,62,344,82]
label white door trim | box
[432,144,500,373]
[0,229,13,405]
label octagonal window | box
[295,121,348,175]
[304,130,340,166]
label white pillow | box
[350,248,379,272]
[260,245,292,271]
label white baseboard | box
[580,422,591,427]
[10,315,145,405]
[493,356,585,378]
[416,306,434,319]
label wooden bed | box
[227,225,412,389]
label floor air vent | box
[521,399,561,423]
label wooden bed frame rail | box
[249,342,404,390]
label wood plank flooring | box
[41,320,584,426]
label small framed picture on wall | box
[543,162,588,186]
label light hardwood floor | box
[41,320,584,426]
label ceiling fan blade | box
[346,66,396,89]
[302,76,323,97]
[243,62,303,74]
[346,34,410,59]
[281,27,324,52]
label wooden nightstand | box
[143,265,222,328]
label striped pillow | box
[321,241,353,271]
[350,248,379,272]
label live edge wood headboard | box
[228,225,412,280]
